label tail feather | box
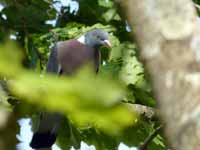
[30,132,57,149]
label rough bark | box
[126,104,158,119]
[117,0,200,149]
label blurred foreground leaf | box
[0,42,23,77]
[10,69,134,133]
[0,42,135,134]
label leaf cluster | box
[0,0,166,149]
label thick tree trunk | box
[117,0,200,149]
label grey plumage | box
[30,29,111,149]
[46,44,59,74]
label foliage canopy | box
[0,0,169,149]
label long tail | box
[30,112,62,149]
[30,132,57,148]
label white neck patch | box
[77,35,86,44]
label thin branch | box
[139,126,163,150]
[125,103,158,119]
[194,3,200,11]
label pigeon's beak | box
[103,40,112,48]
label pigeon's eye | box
[97,35,104,41]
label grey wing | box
[46,44,61,74]
[30,44,63,148]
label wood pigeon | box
[30,29,111,149]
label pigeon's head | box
[85,29,111,48]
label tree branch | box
[125,103,158,119]
[117,0,200,149]
[194,3,200,11]
[139,126,163,150]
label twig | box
[194,3,200,11]
[139,125,163,150]
[125,103,158,119]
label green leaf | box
[98,0,114,8]
[9,68,135,133]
